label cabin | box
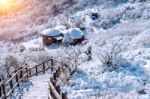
[41,28,64,46]
[63,28,85,45]
[91,9,99,20]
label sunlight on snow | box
[0,0,21,15]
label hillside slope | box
[0,0,150,99]
[0,0,57,41]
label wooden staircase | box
[0,59,68,99]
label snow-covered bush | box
[92,11,121,29]
[4,55,20,77]
[0,55,24,79]
[54,46,84,84]
[132,29,150,48]
[123,7,142,19]
[95,40,124,68]
[22,50,52,67]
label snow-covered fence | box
[0,67,28,99]
[0,58,68,99]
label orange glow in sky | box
[0,0,17,15]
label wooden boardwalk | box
[22,74,51,99]
[0,59,67,99]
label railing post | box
[51,78,57,99]
[26,68,29,80]
[15,70,19,87]
[43,63,45,74]
[1,82,6,99]
[9,75,14,93]
[51,59,53,71]
[55,85,60,94]
[53,84,58,99]
[53,69,60,81]
[20,67,23,81]
[62,92,68,99]
[0,78,2,97]
[35,66,38,76]
[29,69,31,77]
[53,72,57,81]
[50,78,54,99]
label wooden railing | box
[0,58,68,99]
[0,66,28,99]
[49,67,68,99]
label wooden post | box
[55,85,60,94]
[1,82,6,99]
[49,87,53,99]
[51,59,53,72]
[0,78,2,97]
[56,67,61,78]
[51,79,56,99]
[52,80,56,87]
[53,72,57,81]
[26,68,29,80]
[20,67,23,81]
[43,63,45,74]
[9,75,14,93]
[29,69,31,77]
[15,70,19,87]
[51,59,53,66]
[35,66,38,76]
[50,84,54,98]
[62,93,68,99]
[52,80,59,99]
[50,78,53,97]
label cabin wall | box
[43,36,57,46]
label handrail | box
[0,66,28,99]
[5,67,27,85]
[49,82,61,99]
[0,58,67,99]
[30,66,53,76]
[0,67,24,83]
[29,58,63,70]
[6,73,28,97]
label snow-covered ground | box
[67,49,150,99]
[22,74,51,99]
[0,0,150,99]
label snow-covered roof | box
[55,25,66,31]
[42,28,61,37]
[91,9,98,13]
[68,28,83,39]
